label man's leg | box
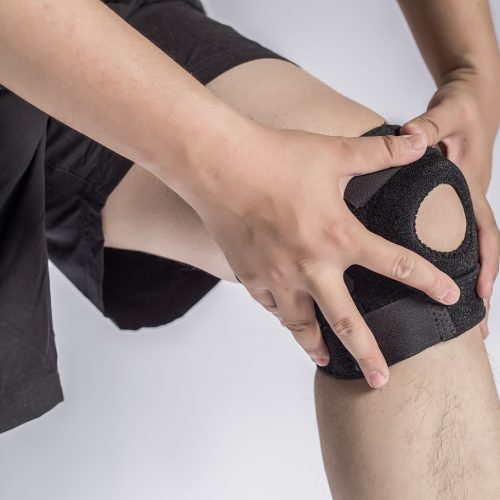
[315,326,500,499]
[101,58,500,497]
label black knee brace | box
[315,123,486,379]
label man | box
[0,0,499,496]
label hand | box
[190,122,461,388]
[401,68,500,339]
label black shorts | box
[0,0,291,434]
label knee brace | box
[316,123,486,379]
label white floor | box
[1,1,499,499]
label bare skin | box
[315,326,500,500]
[102,58,500,497]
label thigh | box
[207,58,384,137]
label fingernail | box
[312,356,330,367]
[441,287,460,305]
[403,134,426,150]
[368,371,387,389]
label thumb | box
[339,133,427,176]
[401,101,457,147]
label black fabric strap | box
[344,167,401,208]
[318,265,484,378]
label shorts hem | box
[0,371,64,435]
[192,50,297,85]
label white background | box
[1,1,499,499]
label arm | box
[396,0,499,85]
[0,0,249,205]
[398,0,500,335]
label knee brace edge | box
[316,123,486,379]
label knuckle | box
[267,265,287,284]
[261,302,278,313]
[421,117,440,141]
[332,316,358,339]
[355,355,378,368]
[391,251,416,281]
[322,219,355,251]
[283,318,314,334]
[299,264,326,295]
[381,134,401,162]
[427,274,443,297]
[337,138,356,160]
[296,257,320,280]
[236,271,259,286]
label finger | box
[400,101,458,146]
[477,222,500,299]
[337,133,427,176]
[479,298,490,340]
[360,230,461,305]
[244,286,281,317]
[307,269,390,389]
[473,197,500,299]
[479,319,488,340]
[273,288,330,366]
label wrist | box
[438,56,500,88]
[438,62,500,126]
[152,94,257,211]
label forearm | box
[397,0,500,85]
[0,0,246,204]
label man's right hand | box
[187,122,462,389]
